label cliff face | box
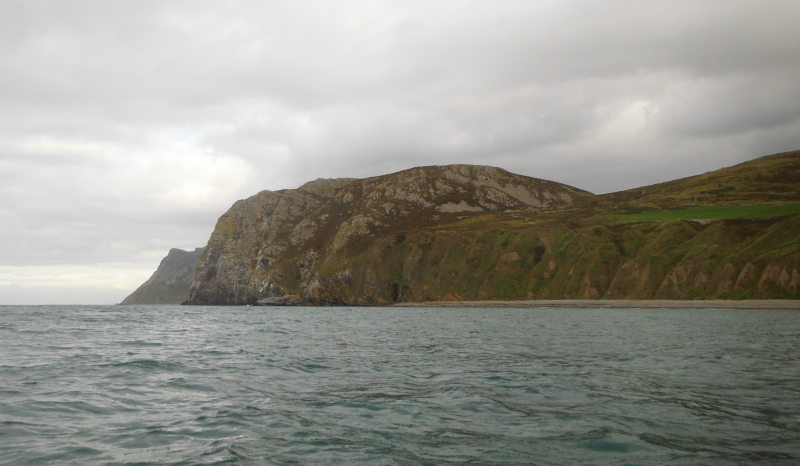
[121,247,205,304]
[177,154,800,305]
[186,165,595,304]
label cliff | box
[179,154,800,305]
[120,247,205,304]
[186,165,594,304]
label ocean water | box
[1,306,799,465]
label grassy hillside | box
[596,203,800,223]
[602,150,800,208]
[303,214,800,304]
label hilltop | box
[122,150,800,305]
[603,150,800,208]
[187,165,595,304]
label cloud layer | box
[2,0,800,303]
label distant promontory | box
[120,247,205,304]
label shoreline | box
[392,299,800,310]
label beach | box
[394,299,800,310]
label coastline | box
[392,299,800,310]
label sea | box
[1,305,799,465]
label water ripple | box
[0,305,799,464]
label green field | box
[597,203,800,223]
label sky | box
[2,0,799,304]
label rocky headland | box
[120,247,205,304]
[125,151,800,305]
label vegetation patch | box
[597,203,800,223]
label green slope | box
[596,203,800,223]
[602,150,800,208]
[303,214,800,304]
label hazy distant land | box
[120,248,204,305]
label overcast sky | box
[2,1,799,304]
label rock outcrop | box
[121,247,205,304]
[185,165,595,305]
[255,296,301,306]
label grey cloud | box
[658,75,800,138]
[1,0,800,303]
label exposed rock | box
[185,164,594,305]
[714,262,738,294]
[499,252,522,262]
[606,260,651,299]
[755,253,800,295]
[299,177,355,198]
[436,201,484,213]
[441,292,464,302]
[255,296,300,306]
[757,263,784,292]
[120,247,205,304]
[735,262,758,290]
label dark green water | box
[0,305,798,465]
